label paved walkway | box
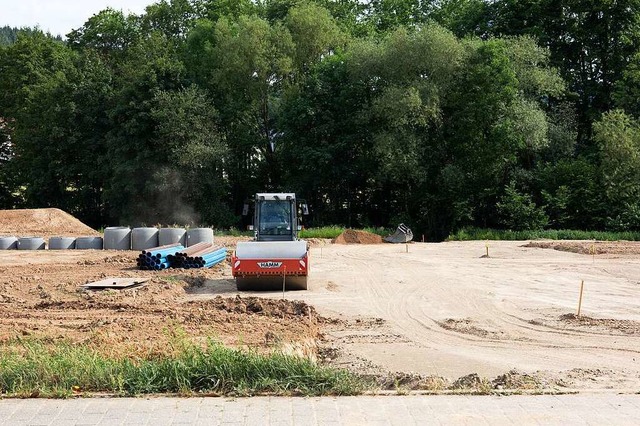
[1,394,639,425]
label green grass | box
[214,228,254,237]
[0,339,367,397]
[447,228,640,241]
[299,226,392,239]
[97,226,391,239]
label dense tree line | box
[0,26,62,45]
[1,0,640,239]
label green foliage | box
[0,26,20,45]
[594,110,640,206]
[0,339,366,397]
[607,203,640,231]
[614,51,640,117]
[496,182,548,231]
[0,26,62,45]
[447,228,640,242]
[285,2,344,72]
[452,0,640,144]
[298,226,391,239]
[67,8,142,53]
[3,0,640,238]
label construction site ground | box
[1,238,639,393]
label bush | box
[447,228,640,241]
[496,182,548,231]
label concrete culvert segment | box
[17,237,45,250]
[159,228,186,247]
[104,227,131,250]
[75,237,103,250]
[131,228,159,251]
[48,237,76,250]
[0,236,18,249]
[186,228,214,247]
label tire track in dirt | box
[306,243,640,382]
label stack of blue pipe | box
[137,244,184,270]
[189,246,227,269]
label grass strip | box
[214,226,392,239]
[0,339,366,397]
[299,226,392,239]
[447,228,640,241]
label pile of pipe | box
[137,244,185,270]
[167,242,228,269]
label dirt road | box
[190,241,640,391]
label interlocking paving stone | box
[2,394,640,425]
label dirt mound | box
[0,208,98,237]
[492,369,541,390]
[332,229,383,244]
[559,313,640,335]
[524,241,640,255]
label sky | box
[0,0,154,37]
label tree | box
[594,110,640,229]
[0,32,83,214]
[285,2,344,74]
[452,0,640,146]
[497,181,548,230]
[102,32,187,224]
[366,0,433,33]
[67,8,142,55]
[185,14,295,215]
[141,0,205,40]
[150,87,230,225]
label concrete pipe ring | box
[75,236,104,250]
[17,237,46,250]
[104,226,132,250]
[159,228,187,247]
[0,236,19,250]
[131,227,159,251]
[49,236,76,250]
[186,228,214,247]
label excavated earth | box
[332,229,383,244]
[0,248,321,359]
[0,206,320,359]
[524,240,640,255]
[1,210,640,393]
[191,239,640,393]
[0,208,99,238]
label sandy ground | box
[1,239,639,392]
[188,241,640,392]
[0,246,320,359]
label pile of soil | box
[332,229,383,245]
[524,241,640,255]
[559,313,640,335]
[0,208,98,237]
[492,369,541,390]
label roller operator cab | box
[232,193,310,290]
